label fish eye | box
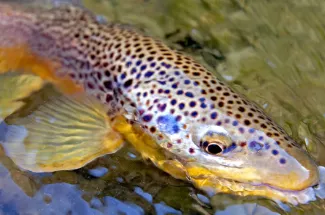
[201,141,223,155]
[197,129,232,155]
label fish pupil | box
[207,144,222,154]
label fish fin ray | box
[0,72,44,120]
[2,95,125,172]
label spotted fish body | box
[0,4,321,204]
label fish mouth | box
[189,174,319,205]
[183,163,321,205]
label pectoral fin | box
[2,95,125,172]
[0,72,44,120]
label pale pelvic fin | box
[2,95,125,172]
[0,72,44,120]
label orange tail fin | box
[0,3,85,94]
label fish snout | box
[262,147,319,191]
[288,147,319,190]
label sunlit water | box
[1,0,325,214]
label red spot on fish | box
[189,148,195,154]
[240,142,247,147]
[158,103,167,112]
[158,134,164,140]
[150,126,156,133]
[105,94,113,103]
[99,86,105,92]
[167,142,173,148]
[176,115,182,121]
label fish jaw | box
[188,167,318,205]
[184,154,319,190]
[176,145,320,204]
[145,143,320,205]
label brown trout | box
[0,3,323,205]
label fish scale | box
[0,3,321,204]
